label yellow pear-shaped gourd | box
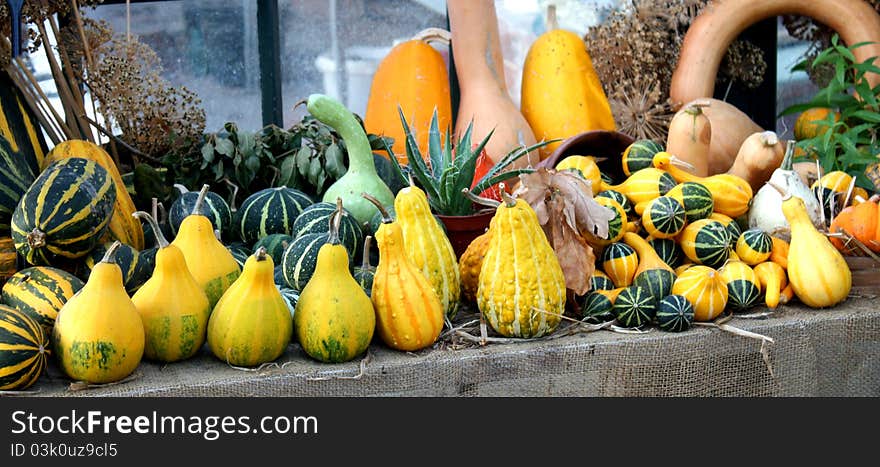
[130,211,210,363]
[394,179,461,318]
[207,247,292,367]
[171,184,241,308]
[363,194,444,352]
[477,191,566,338]
[771,182,851,308]
[294,199,375,363]
[52,241,144,384]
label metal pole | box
[257,0,283,127]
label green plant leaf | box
[397,108,440,203]
[279,154,297,187]
[324,143,346,179]
[473,168,535,195]
[295,146,312,178]
[427,109,443,178]
[214,137,234,157]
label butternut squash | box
[363,194,444,352]
[520,5,615,161]
[727,131,786,193]
[130,211,210,363]
[666,103,711,177]
[477,191,566,338]
[447,0,539,168]
[674,98,765,176]
[364,28,453,164]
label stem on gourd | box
[361,192,393,223]
[191,184,210,216]
[766,181,791,200]
[328,197,344,245]
[361,236,373,270]
[100,240,123,265]
[780,140,796,171]
[498,183,517,207]
[545,4,558,31]
[411,27,451,45]
[254,246,268,262]
[132,211,169,248]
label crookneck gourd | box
[170,184,241,308]
[52,241,145,384]
[294,201,375,363]
[131,211,211,363]
[363,194,444,352]
[477,191,566,338]
[394,179,461,318]
[207,247,292,367]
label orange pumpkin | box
[828,194,880,253]
[364,28,452,165]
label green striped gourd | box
[253,234,294,264]
[11,157,116,266]
[612,286,656,328]
[596,189,634,219]
[352,236,375,297]
[277,285,300,321]
[578,288,623,324]
[585,196,627,247]
[281,231,345,292]
[708,212,741,249]
[624,232,676,305]
[621,139,664,177]
[395,183,460,318]
[291,201,363,257]
[0,304,49,390]
[671,265,728,322]
[666,181,714,223]
[233,187,313,245]
[83,242,149,294]
[647,237,682,269]
[718,260,761,312]
[168,185,233,237]
[600,167,676,205]
[677,218,730,269]
[601,242,639,288]
[656,294,694,332]
[735,228,773,266]
[590,270,615,291]
[0,136,36,232]
[0,266,84,338]
[226,242,251,269]
[640,195,686,240]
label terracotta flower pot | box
[536,130,636,185]
[437,209,494,259]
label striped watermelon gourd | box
[291,201,363,257]
[596,189,634,219]
[253,234,294,263]
[612,285,656,328]
[0,266,84,338]
[0,136,36,233]
[281,233,339,291]
[586,196,627,246]
[168,185,233,238]
[708,212,741,249]
[735,228,773,266]
[666,181,714,223]
[656,294,694,332]
[718,260,762,312]
[579,289,618,324]
[601,167,676,205]
[647,237,682,269]
[641,195,686,239]
[233,187,314,245]
[590,270,615,291]
[11,157,116,266]
[83,242,149,294]
[678,219,731,269]
[601,242,639,288]
[0,304,49,390]
[226,242,251,269]
[621,139,663,177]
[671,265,728,322]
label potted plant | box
[381,109,547,257]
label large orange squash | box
[829,195,880,254]
[364,28,452,165]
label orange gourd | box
[364,28,452,165]
[829,194,880,254]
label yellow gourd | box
[207,247,292,367]
[395,180,461,318]
[671,265,728,321]
[653,151,753,218]
[477,191,566,338]
[770,182,852,308]
[459,228,492,303]
[599,167,677,205]
[52,241,144,384]
[363,194,444,352]
[555,155,603,195]
[130,211,210,363]
[171,184,241,308]
[521,5,615,161]
[623,231,676,303]
[295,203,375,363]
[753,261,787,309]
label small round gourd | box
[579,289,619,324]
[621,139,664,177]
[585,196,627,246]
[0,266,84,339]
[601,242,639,288]
[708,212,741,249]
[281,233,332,291]
[590,270,615,291]
[291,201,364,257]
[556,155,603,195]
[352,236,376,297]
[666,181,714,223]
[612,285,656,328]
[647,237,682,269]
[735,228,773,266]
[168,186,232,237]
[0,304,49,390]
[596,189,634,219]
[718,260,761,312]
[671,265,728,322]
[656,294,694,332]
[233,187,314,245]
[678,218,731,269]
[641,195,686,239]
[83,241,149,294]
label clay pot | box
[536,130,636,185]
[437,209,494,259]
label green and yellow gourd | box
[734,228,773,266]
[253,233,294,264]
[11,157,116,266]
[0,136,36,234]
[233,187,313,246]
[579,287,623,324]
[53,242,144,384]
[601,242,639,288]
[555,155,603,195]
[294,205,375,363]
[1,266,84,339]
[655,294,694,332]
[621,139,664,177]
[596,189,634,219]
[476,191,566,339]
[640,195,686,240]
[671,265,728,322]
[83,241,149,294]
[599,167,677,206]
[395,180,461,318]
[647,237,682,269]
[291,201,363,257]
[624,232,676,305]
[718,259,762,312]
[590,270,615,291]
[171,185,241,308]
[677,218,731,269]
[352,236,376,297]
[612,285,656,328]
[708,212,742,249]
[168,184,233,238]
[363,194,444,351]
[584,196,627,247]
[0,304,49,390]
[666,181,714,223]
[131,212,211,363]
[207,247,292,367]
[652,151,753,218]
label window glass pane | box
[84,0,262,131]
[280,0,449,127]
